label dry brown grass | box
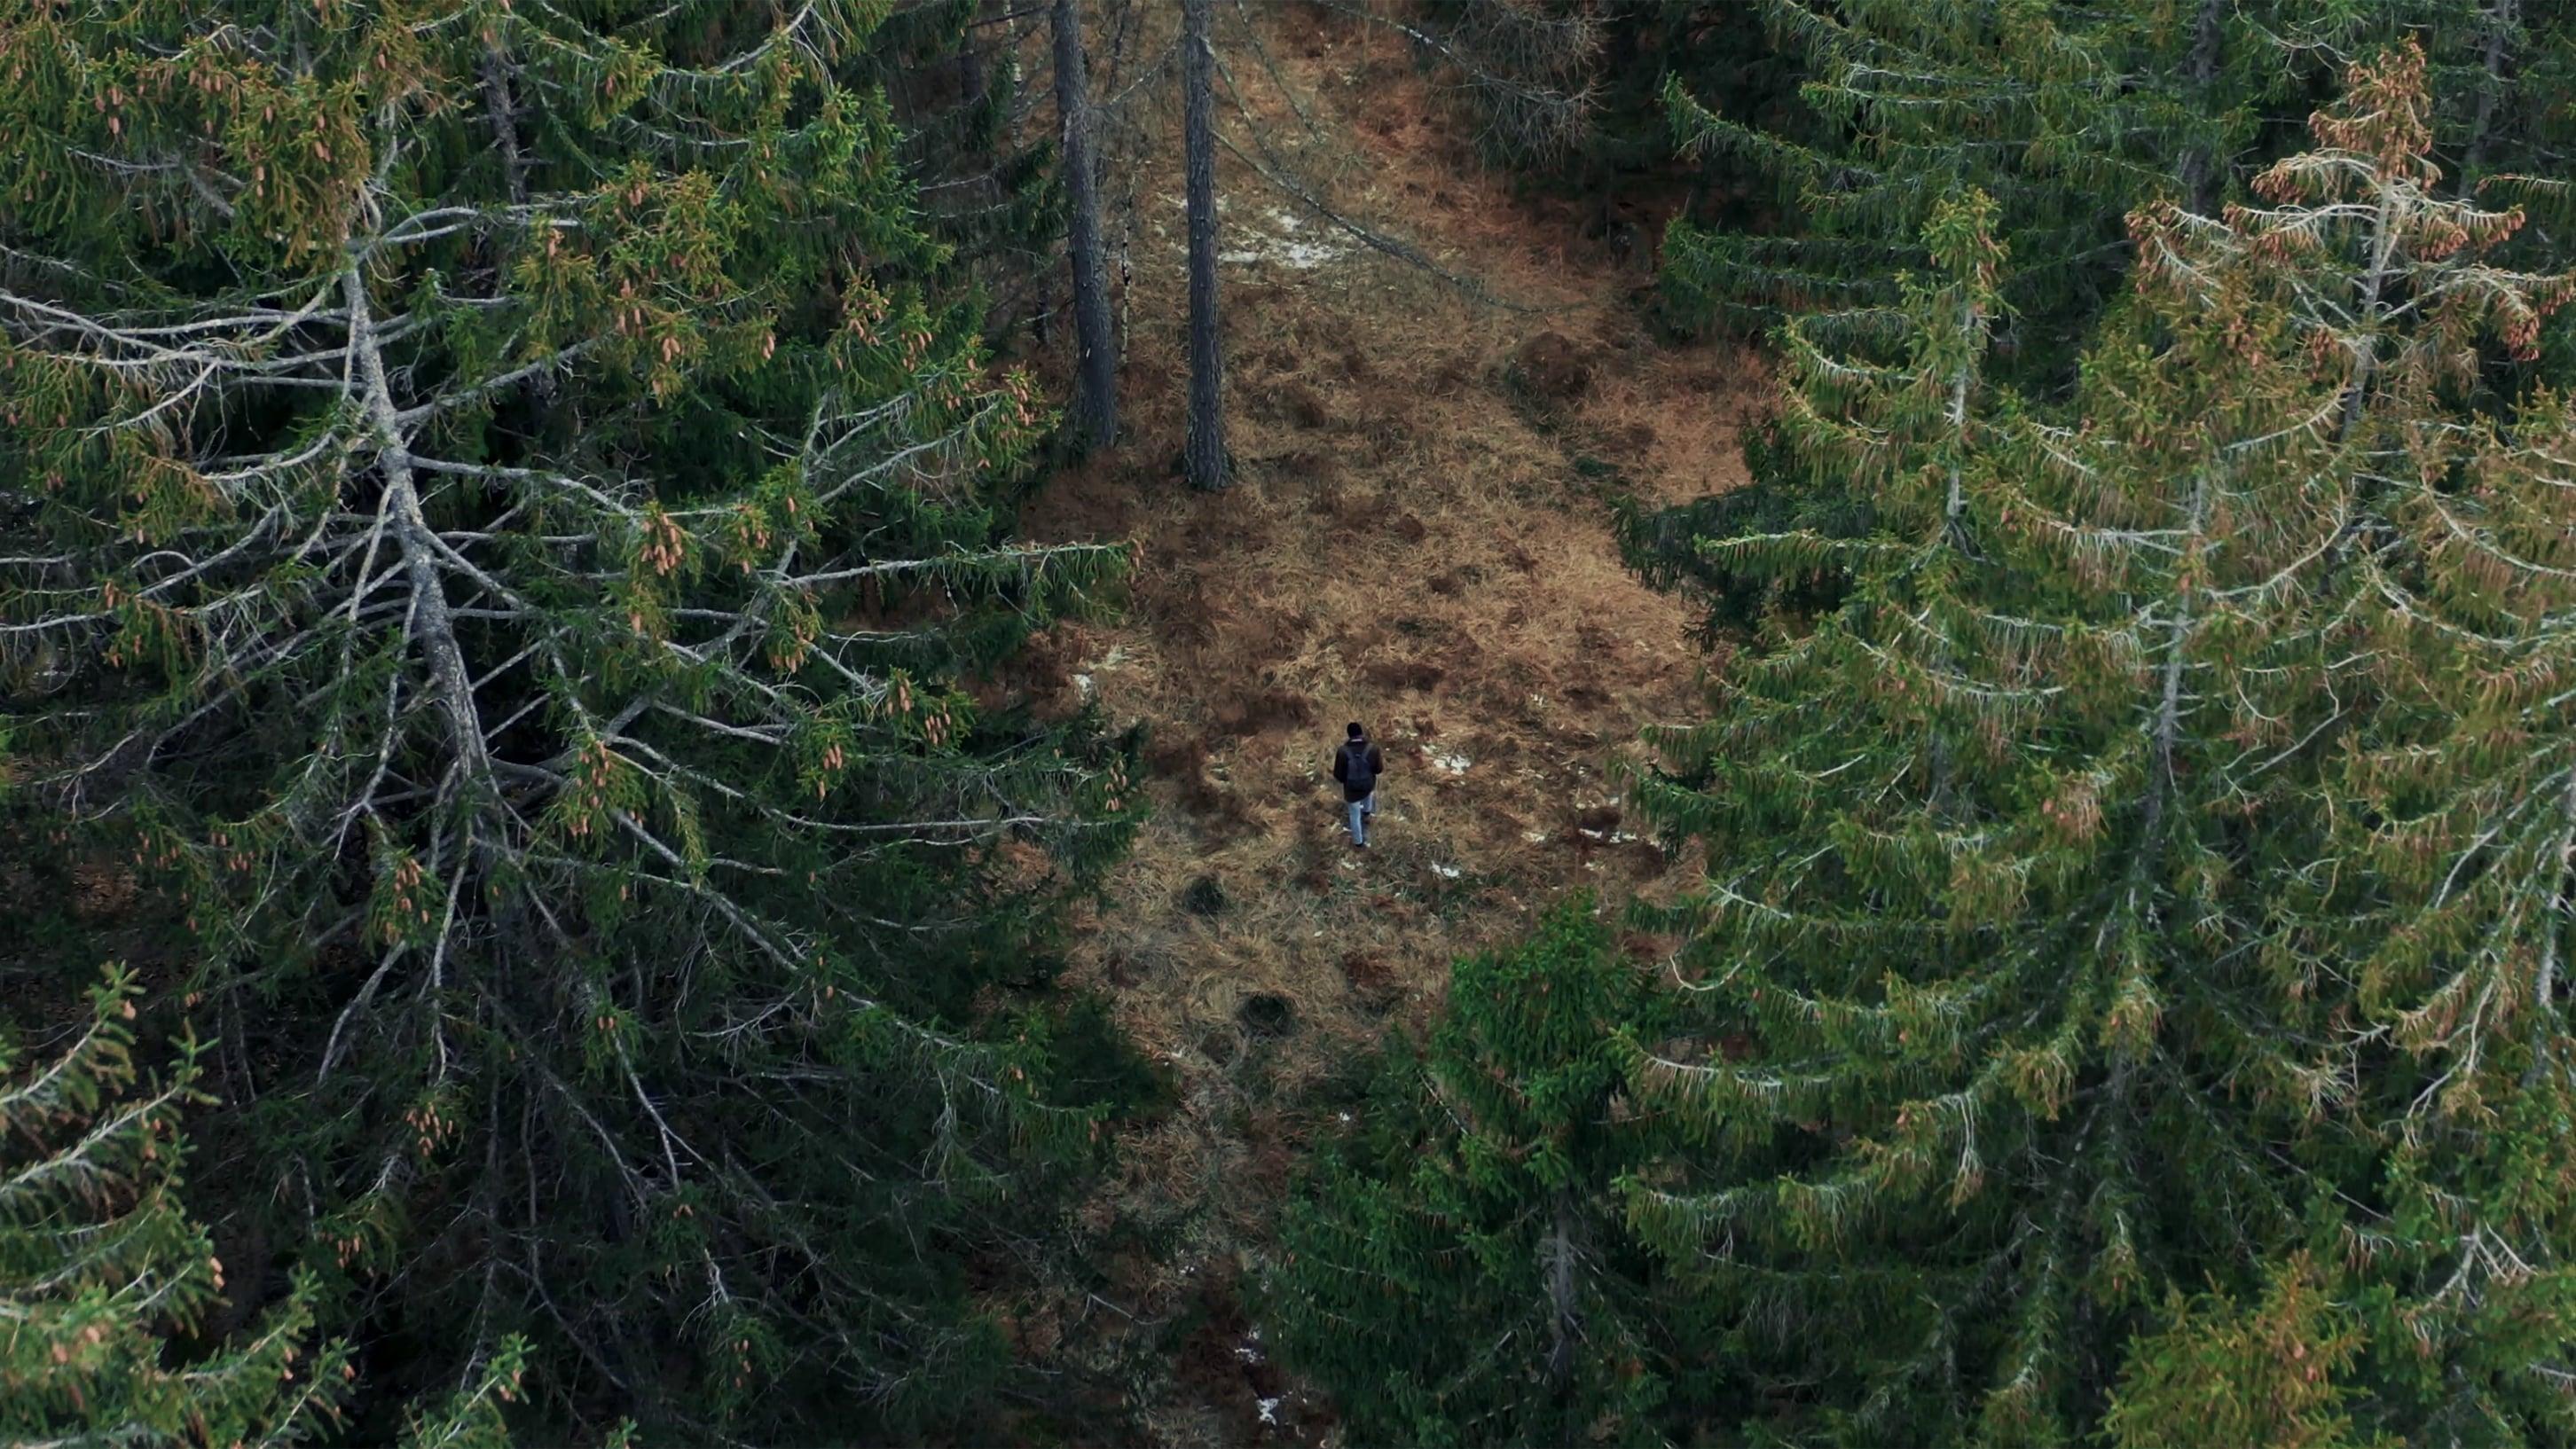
[1002,6,1763,1442]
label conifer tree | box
[1636,2,2576,668]
[2276,43,2576,1435]
[1054,0,1118,450]
[871,0,1060,325]
[1181,0,1227,490]
[1636,0,2161,650]
[1270,897,1705,1447]
[0,2,1137,1437]
[1395,2,1796,254]
[1622,47,2576,1445]
[1658,0,2576,378]
[3,963,544,1446]
[4,965,349,1445]
[1358,1,1602,169]
[1664,0,2124,378]
[2101,1254,2391,1449]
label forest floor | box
[1007,7,1765,1444]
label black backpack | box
[1340,740,1378,794]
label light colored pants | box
[1346,792,1376,845]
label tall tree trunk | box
[480,41,555,414]
[2462,0,2519,192]
[1543,1192,1581,1446]
[1055,0,1117,450]
[957,13,988,114]
[2177,0,2225,212]
[1181,0,1228,490]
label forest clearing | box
[8,3,2576,1446]
[1015,14,1754,1436]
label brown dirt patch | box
[1512,329,1596,404]
[1338,950,1402,1011]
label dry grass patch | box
[996,4,1763,1441]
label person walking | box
[1332,722,1385,850]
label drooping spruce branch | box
[1622,44,2576,1443]
[0,2,1138,1437]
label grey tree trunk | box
[1543,1191,1581,1448]
[1181,0,1228,490]
[2176,0,2225,213]
[1054,0,1117,450]
[2462,0,2519,191]
[480,42,555,412]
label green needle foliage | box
[2,966,542,1448]
[1658,0,2572,375]
[868,0,1062,333]
[1622,46,2576,1446]
[1269,897,1707,1448]
[3,965,349,1446]
[1640,1,2576,646]
[2101,1252,2395,1449]
[0,1,1139,1437]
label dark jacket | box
[1332,740,1385,803]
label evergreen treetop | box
[1623,44,2576,1444]
[0,1,1138,1436]
[1659,0,2576,388]
[1271,897,1707,1448]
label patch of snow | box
[1522,831,1550,844]
[1220,239,1348,270]
[1072,673,1095,698]
[1430,750,1472,775]
[1216,205,1357,270]
[1432,863,1462,880]
[1338,1111,1354,1124]
[1257,1397,1284,1426]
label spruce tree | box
[0,2,1136,1437]
[1269,897,1703,1447]
[1636,2,2576,678]
[1659,0,2363,375]
[1623,47,2576,1445]
[3,964,542,1446]
[1658,0,2576,376]
[1396,1,1799,255]
[1180,0,1227,491]
[1363,1,1602,169]
[2282,43,2576,1436]
[1054,0,1119,450]
[2101,1254,2393,1449]
[871,0,1061,331]
[3,965,350,1445]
